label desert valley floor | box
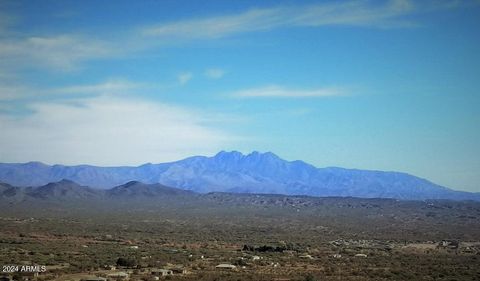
[1,185,480,281]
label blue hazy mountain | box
[0,151,478,201]
[106,181,195,199]
[0,180,196,203]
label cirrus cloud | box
[0,35,115,71]
[205,68,225,79]
[177,72,193,85]
[142,0,418,40]
[231,85,346,98]
[0,0,472,72]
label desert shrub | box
[116,257,137,267]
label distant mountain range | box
[0,151,478,201]
[0,180,195,203]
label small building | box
[170,267,187,275]
[354,254,367,258]
[271,262,280,268]
[332,254,342,259]
[439,240,459,249]
[252,255,261,261]
[215,264,237,270]
[150,269,172,277]
[104,265,116,271]
[463,246,475,253]
[299,254,313,259]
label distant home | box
[103,265,116,271]
[215,264,237,270]
[439,239,460,249]
[170,267,187,274]
[150,269,172,277]
[354,254,367,258]
[299,254,313,259]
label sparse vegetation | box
[1,194,480,280]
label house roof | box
[106,272,129,277]
[215,264,236,269]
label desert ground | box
[1,194,480,281]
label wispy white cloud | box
[0,35,114,71]
[1,1,413,72]
[0,85,32,101]
[177,72,193,85]
[0,0,471,71]
[142,8,286,39]
[142,0,419,40]
[0,96,234,165]
[205,68,225,79]
[54,80,144,95]
[0,0,470,72]
[231,85,345,98]
[291,0,416,28]
[0,79,144,101]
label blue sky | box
[0,0,479,192]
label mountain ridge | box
[0,180,196,203]
[0,151,478,201]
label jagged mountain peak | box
[215,150,243,157]
[215,150,280,157]
[213,150,244,162]
[212,150,283,163]
[0,151,478,201]
[246,151,281,160]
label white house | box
[215,264,237,270]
